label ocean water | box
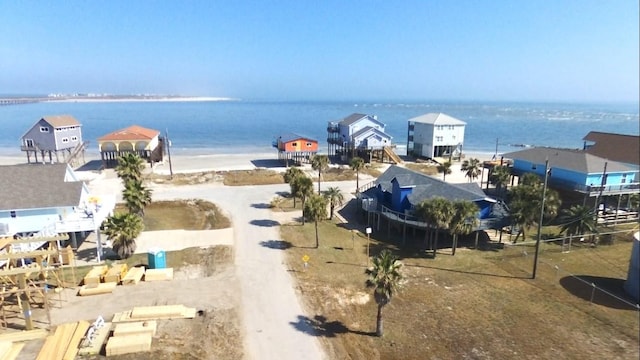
[0,100,637,158]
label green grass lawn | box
[280,219,640,359]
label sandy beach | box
[0,150,495,185]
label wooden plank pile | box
[121,266,145,285]
[144,268,174,282]
[103,264,128,284]
[0,328,48,359]
[112,305,197,323]
[105,333,152,356]
[35,320,89,360]
[82,266,108,286]
[77,282,117,296]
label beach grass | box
[116,199,231,230]
[222,169,285,186]
[279,219,639,359]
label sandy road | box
[150,181,328,360]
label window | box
[10,211,16,218]
[62,137,69,143]
[40,126,49,133]
[435,136,443,142]
[306,142,312,147]
[448,125,455,130]
[71,136,78,142]
[292,142,298,146]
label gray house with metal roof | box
[20,115,85,164]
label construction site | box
[0,233,239,359]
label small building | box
[407,113,466,159]
[272,133,318,166]
[98,125,163,167]
[20,115,86,165]
[582,131,640,167]
[327,113,396,163]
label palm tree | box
[365,250,402,337]
[122,179,153,216]
[350,156,365,192]
[558,204,598,244]
[304,194,328,248]
[283,166,304,184]
[293,176,314,223]
[460,158,481,183]
[323,187,344,220]
[415,198,454,257]
[508,173,561,242]
[102,212,144,259]
[437,161,452,181]
[449,200,479,255]
[115,153,145,182]
[489,165,511,198]
[311,154,329,193]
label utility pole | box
[532,158,550,279]
[165,129,174,180]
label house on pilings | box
[272,133,319,167]
[98,125,164,168]
[20,115,87,166]
[327,113,401,164]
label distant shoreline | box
[0,95,237,105]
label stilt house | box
[98,125,163,167]
[20,115,86,165]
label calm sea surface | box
[0,101,637,157]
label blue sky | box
[1,1,638,102]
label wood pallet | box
[144,268,173,282]
[78,282,117,296]
[112,305,196,323]
[121,267,145,285]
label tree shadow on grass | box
[559,275,639,310]
[259,240,293,250]
[249,219,280,227]
[289,315,376,337]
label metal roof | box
[375,165,493,204]
[42,115,82,128]
[0,163,84,210]
[503,147,635,173]
[276,133,317,144]
[351,126,392,141]
[408,113,466,125]
[337,113,385,127]
[583,131,640,166]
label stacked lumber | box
[112,305,197,323]
[105,333,152,356]
[78,282,117,296]
[112,321,157,337]
[83,265,108,285]
[121,266,145,285]
[77,322,111,356]
[0,342,25,360]
[144,268,174,282]
[36,320,89,360]
[0,328,48,342]
[103,264,128,284]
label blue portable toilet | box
[148,248,166,269]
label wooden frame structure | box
[0,235,75,330]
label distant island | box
[0,94,237,105]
